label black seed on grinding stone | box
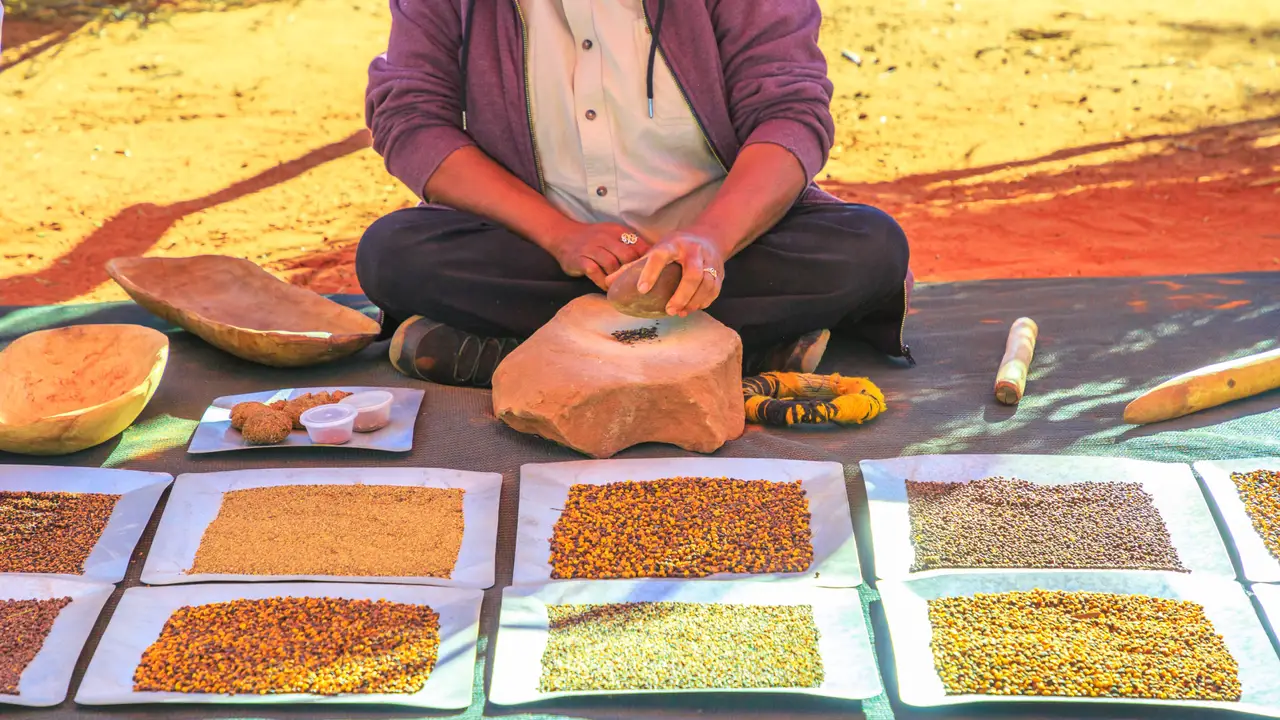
[611,326,659,345]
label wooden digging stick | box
[1123,348,1280,425]
[994,317,1039,405]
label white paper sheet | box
[187,386,425,454]
[860,454,1235,580]
[0,576,114,707]
[1196,458,1280,583]
[878,571,1280,716]
[489,579,880,705]
[141,467,500,589]
[0,465,171,583]
[513,458,861,587]
[76,582,482,708]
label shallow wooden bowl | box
[106,255,380,367]
[0,324,169,455]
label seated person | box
[360,0,912,387]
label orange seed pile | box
[133,597,440,695]
[549,477,813,579]
[0,491,120,574]
[928,589,1241,701]
[1231,469,1280,560]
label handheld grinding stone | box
[607,263,684,319]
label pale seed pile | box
[190,485,465,578]
[906,476,1186,572]
[1231,469,1280,560]
[1,597,72,695]
[539,602,824,692]
[133,597,440,695]
[928,589,1241,701]
[0,491,120,574]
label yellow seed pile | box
[549,477,813,579]
[540,602,824,692]
[190,485,465,578]
[928,589,1241,701]
[133,597,440,695]
[1231,469,1280,560]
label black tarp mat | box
[0,272,1277,720]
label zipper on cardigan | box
[510,0,546,193]
[899,278,915,366]
[639,2,728,174]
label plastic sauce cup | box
[339,390,395,433]
[299,404,357,445]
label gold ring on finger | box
[703,267,719,279]
[620,233,640,245]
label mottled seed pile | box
[190,485,465,577]
[1231,469,1280,560]
[0,491,120,574]
[133,597,440,695]
[0,597,72,695]
[611,326,659,345]
[906,476,1186,572]
[540,602,824,692]
[928,589,1241,701]
[549,477,813,579]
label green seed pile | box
[1,597,72,695]
[0,491,120,574]
[550,477,813,579]
[928,589,1241,701]
[190,485,465,578]
[133,597,440,695]
[906,476,1186,572]
[1230,469,1280,560]
[540,602,824,692]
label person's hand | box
[609,231,726,317]
[548,221,650,289]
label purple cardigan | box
[365,0,840,206]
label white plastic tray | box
[1196,458,1280,583]
[141,467,500,589]
[490,578,880,705]
[878,570,1280,715]
[861,454,1234,579]
[0,575,114,707]
[514,458,861,587]
[0,465,171,583]
[76,582,482,708]
[188,386,424,453]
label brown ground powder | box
[189,485,465,578]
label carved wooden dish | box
[0,324,169,455]
[106,256,380,367]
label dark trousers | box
[356,203,911,358]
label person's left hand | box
[608,231,726,317]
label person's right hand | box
[549,222,650,289]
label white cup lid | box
[300,404,357,427]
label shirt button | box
[596,186,608,197]
[582,39,593,50]
[585,109,597,121]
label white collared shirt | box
[524,0,727,242]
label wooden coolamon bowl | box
[0,324,170,455]
[106,256,380,368]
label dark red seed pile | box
[1,597,72,695]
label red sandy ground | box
[0,0,1277,305]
